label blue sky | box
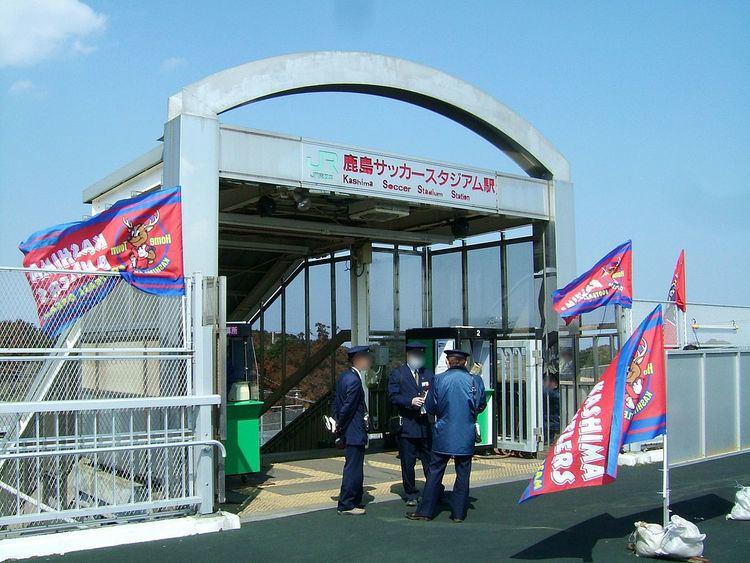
[1,0,748,304]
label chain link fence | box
[0,267,219,536]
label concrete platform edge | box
[0,511,241,561]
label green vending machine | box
[225,400,263,475]
[404,327,499,449]
[224,323,262,475]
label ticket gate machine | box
[404,327,499,448]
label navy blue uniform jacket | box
[387,364,434,438]
[332,367,368,446]
[426,367,487,456]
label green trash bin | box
[476,389,494,447]
[225,400,263,475]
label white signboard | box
[302,142,498,211]
[434,338,455,374]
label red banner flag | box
[667,250,686,312]
[19,187,184,336]
[520,306,665,502]
[552,241,633,324]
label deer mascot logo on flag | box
[115,209,175,275]
[625,337,651,413]
[122,210,161,270]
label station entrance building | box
[84,52,576,459]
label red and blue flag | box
[552,240,632,323]
[19,186,184,336]
[519,305,665,502]
[667,250,686,312]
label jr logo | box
[306,149,338,180]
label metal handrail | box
[0,354,192,361]
[0,394,221,413]
[0,439,227,460]
[0,266,122,276]
[0,347,192,354]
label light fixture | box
[450,217,470,238]
[258,195,276,217]
[292,189,312,211]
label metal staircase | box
[259,330,350,455]
[261,391,334,454]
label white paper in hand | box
[323,415,337,434]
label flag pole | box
[681,309,688,348]
[662,347,670,528]
[662,434,670,527]
[615,305,628,346]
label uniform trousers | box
[338,444,365,511]
[416,451,473,520]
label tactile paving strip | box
[233,453,540,521]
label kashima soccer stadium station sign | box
[302,141,498,210]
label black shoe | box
[405,512,431,521]
[405,498,418,507]
[449,516,464,523]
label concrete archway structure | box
[168,51,568,181]
[161,51,574,298]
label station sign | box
[301,142,498,211]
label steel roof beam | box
[219,212,454,245]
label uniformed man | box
[406,349,486,523]
[387,342,435,506]
[332,345,371,516]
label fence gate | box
[496,339,543,455]
[0,267,221,536]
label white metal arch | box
[168,51,569,181]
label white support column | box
[350,242,371,346]
[550,180,577,293]
[162,113,220,277]
[162,114,220,514]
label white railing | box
[0,268,219,535]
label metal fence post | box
[216,276,227,504]
[191,273,215,514]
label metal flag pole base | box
[662,431,670,528]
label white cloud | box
[8,79,34,95]
[0,0,106,67]
[161,56,187,72]
[7,79,44,97]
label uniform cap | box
[444,349,470,359]
[347,345,371,356]
[405,341,427,351]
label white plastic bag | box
[661,515,705,558]
[632,521,664,557]
[727,486,750,520]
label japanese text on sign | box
[303,143,498,210]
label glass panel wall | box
[467,245,502,328]
[505,241,539,331]
[334,259,351,333]
[370,251,394,331]
[398,252,423,331]
[250,229,545,449]
[430,252,463,326]
[307,262,334,401]
[282,272,307,425]
[308,262,332,341]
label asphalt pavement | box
[40,453,749,562]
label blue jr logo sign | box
[306,149,338,180]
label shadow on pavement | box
[510,494,733,562]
